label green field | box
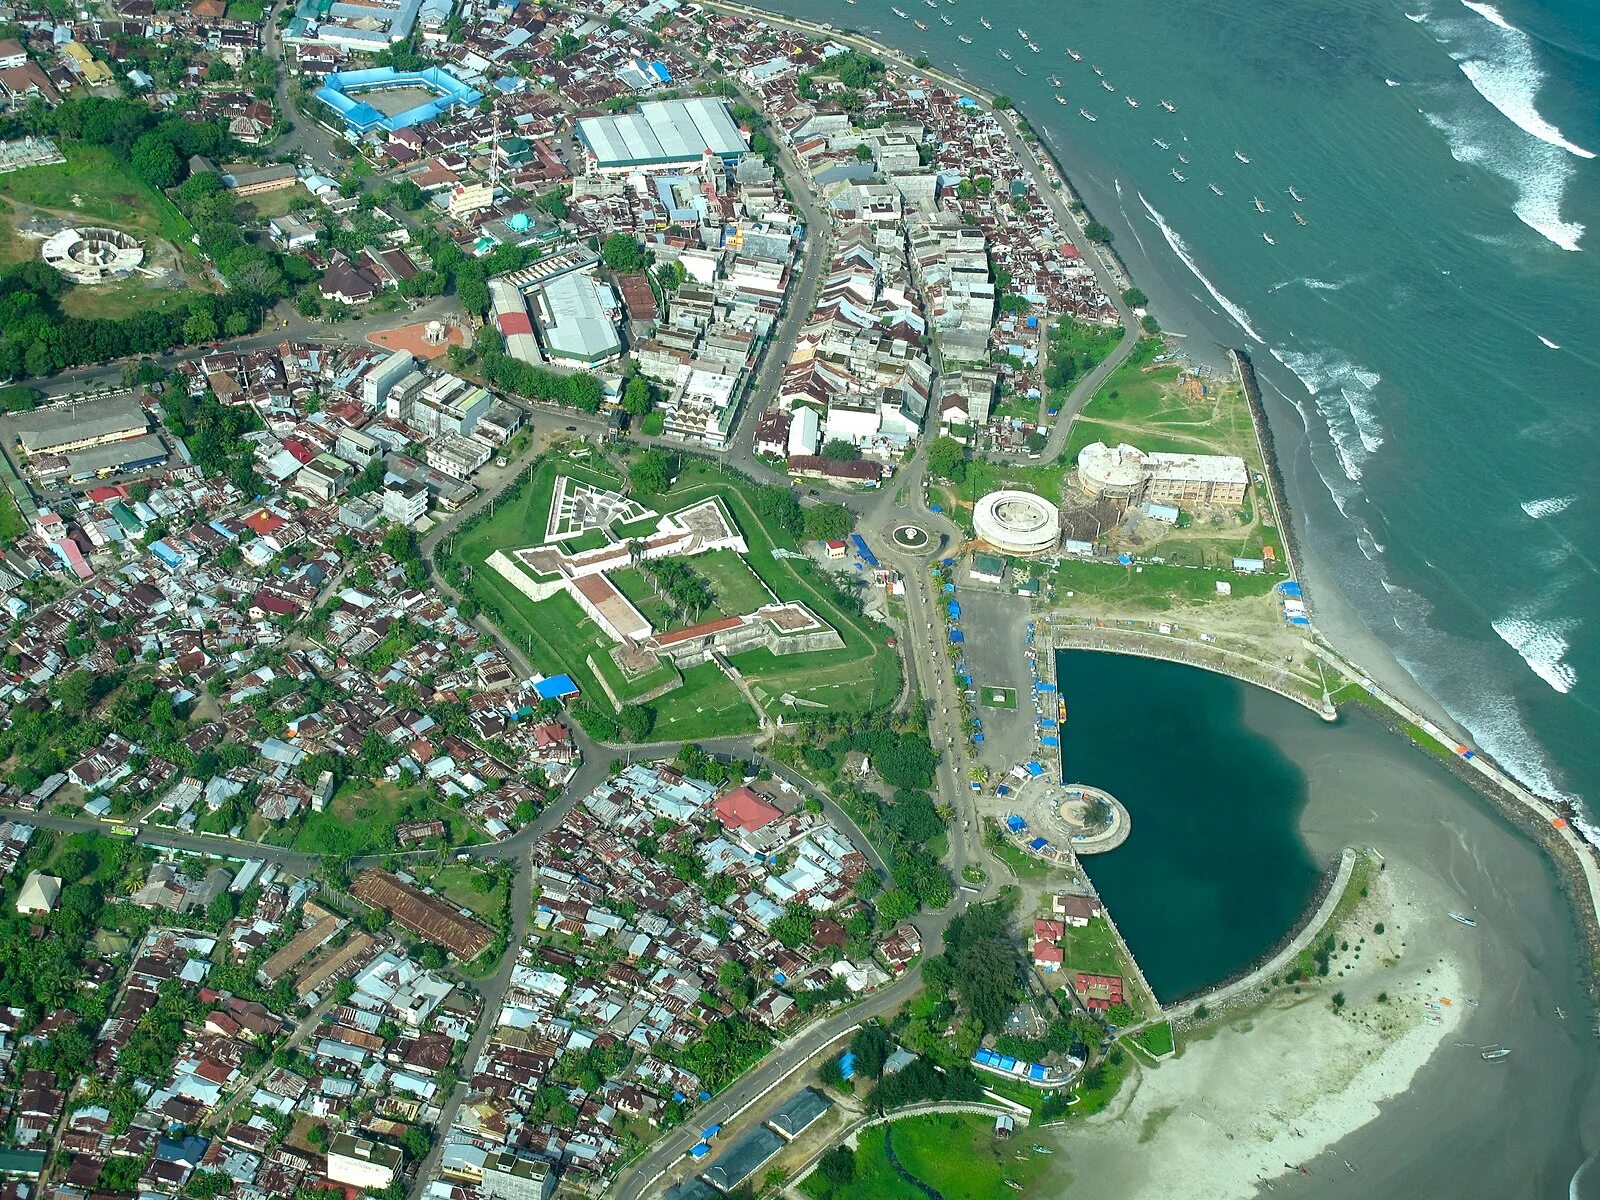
[2,145,196,263]
[412,862,510,929]
[1064,337,1260,468]
[1052,557,1280,612]
[803,1114,1048,1200]
[1126,1020,1175,1058]
[1060,914,1128,979]
[692,547,774,614]
[979,686,1018,710]
[261,781,474,856]
[452,454,899,736]
[0,487,23,543]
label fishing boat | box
[1125,95,1138,107]
[1050,74,1062,86]
[957,33,973,43]
[1171,168,1186,181]
[940,14,953,24]
[1152,137,1169,149]
[1481,1045,1511,1061]
[1055,93,1067,104]
[997,48,1011,59]
[914,19,927,29]
[1092,64,1103,75]
[1288,185,1305,202]
[1234,149,1251,163]
[979,15,992,27]
[1449,912,1478,927]
[892,6,908,16]
[1017,26,1029,37]
[1028,42,1040,52]
[1101,79,1115,92]
[1177,152,1189,163]
[1262,231,1276,245]
[1160,99,1177,112]
[1293,211,1307,226]
[1253,196,1267,213]
[1015,64,1026,74]
[1080,109,1097,121]
[1067,48,1082,61]
[1209,183,1224,196]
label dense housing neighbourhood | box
[0,0,1222,1193]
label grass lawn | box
[989,839,1068,882]
[1060,915,1127,978]
[609,566,675,630]
[415,862,509,929]
[227,0,266,18]
[61,276,188,321]
[1052,557,1281,612]
[646,661,757,741]
[979,686,1018,710]
[691,547,774,614]
[0,487,23,543]
[263,781,472,856]
[2,145,196,264]
[1126,1020,1175,1058]
[240,188,298,220]
[805,1114,1048,1200]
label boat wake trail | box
[1492,608,1579,693]
[1136,194,1264,344]
[1521,495,1576,519]
[1270,346,1386,482]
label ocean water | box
[747,0,1600,817]
[1054,651,1322,1001]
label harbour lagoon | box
[1055,649,1323,1002]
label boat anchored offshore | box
[1153,137,1169,149]
[1051,74,1062,86]
[1015,64,1026,74]
[914,20,927,29]
[1161,99,1177,111]
[1289,185,1305,202]
[1262,231,1276,245]
[892,6,908,16]
[1067,48,1082,61]
[1254,196,1268,212]
[1209,182,1225,195]
[1449,912,1478,927]
[941,14,953,24]
[1017,26,1030,37]
[1101,79,1115,92]
[1029,41,1041,52]
[998,48,1012,59]
[980,15,992,27]
[1294,211,1307,226]
[1235,149,1251,163]
[1125,95,1138,107]
[1055,93,1067,104]
[1178,152,1189,163]
[1482,1045,1511,1061]
[958,32,972,42]
[1080,109,1097,121]
[1171,168,1186,181]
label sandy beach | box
[1051,855,1470,1197]
[1040,684,1600,1199]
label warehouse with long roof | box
[575,98,748,173]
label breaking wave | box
[1521,495,1575,519]
[1492,610,1579,693]
[1136,193,1265,344]
[1422,110,1583,251]
[1270,346,1386,482]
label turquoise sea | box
[748,0,1600,824]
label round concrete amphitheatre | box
[892,524,930,551]
[41,226,144,283]
[973,488,1061,556]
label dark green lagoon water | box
[1056,650,1323,1001]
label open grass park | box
[256,781,476,857]
[0,144,206,319]
[801,1113,1047,1200]
[447,453,901,740]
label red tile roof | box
[714,785,781,833]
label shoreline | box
[703,0,1600,984]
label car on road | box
[565,425,577,432]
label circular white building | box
[42,226,144,283]
[973,489,1060,556]
[1076,441,1148,500]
